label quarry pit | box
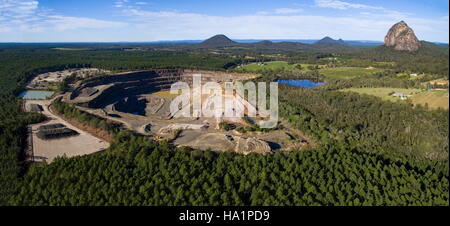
[62,69,312,154]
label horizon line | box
[0,37,448,45]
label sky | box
[0,0,448,42]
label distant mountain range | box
[1,39,447,48]
[146,37,385,47]
[315,36,346,45]
[144,37,447,48]
[170,34,368,51]
[2,28,447,50]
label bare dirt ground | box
[175,132,236,152]
[25,99,109,163]
[27,68,109,89]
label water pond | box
[277,79,325,88]
[19,90,54,100]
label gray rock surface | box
[384,21,421,51]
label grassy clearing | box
[396,72,427,80]
[341,88,420,102]
[236,61,386,80]
[421,79,449,86]
[411,90,449,110]
[341,87,449,110]
[53,48,91,51]
[373,61,395,67]
[234,61,324,72]
[319,67,384,79]
[234,62,383,80]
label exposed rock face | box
[70,70,182,108]
[384,21,421,51]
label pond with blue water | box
[19,90,54,100]
[277,79,325,88]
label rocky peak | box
[384,21,421,51]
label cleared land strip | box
[341,87,449,110]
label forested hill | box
[353,41,449,77]
[199,34,238,47]
[279,86,448,160]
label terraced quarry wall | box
[181,70,259,85]
[70,69,257,110]
[70,69,182,109]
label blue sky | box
[0,0,448,42]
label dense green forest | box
[0,97,45,205]
[0,44,448,206]
[279,86,448,160]
[9,131,449,206]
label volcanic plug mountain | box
[384,21,421,51]
[199,34,237,47]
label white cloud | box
[16,16,126,33]
[314,0,414,23]
[112,0,446,42]
[249,8,303,16]
[121,8,380,39]
[256,11,269,15]
[274,8,303,14]
[0,24,11,32]
[45,16,126,31]
[1,0,448,43]
[311,0,449,41]
[315,0,383,10]
[360,10,411,20]
[114,5,449,42]
[135,1,147,5]
[0,0,39,18]
[0,0,127,34]
[114,0,130,8]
